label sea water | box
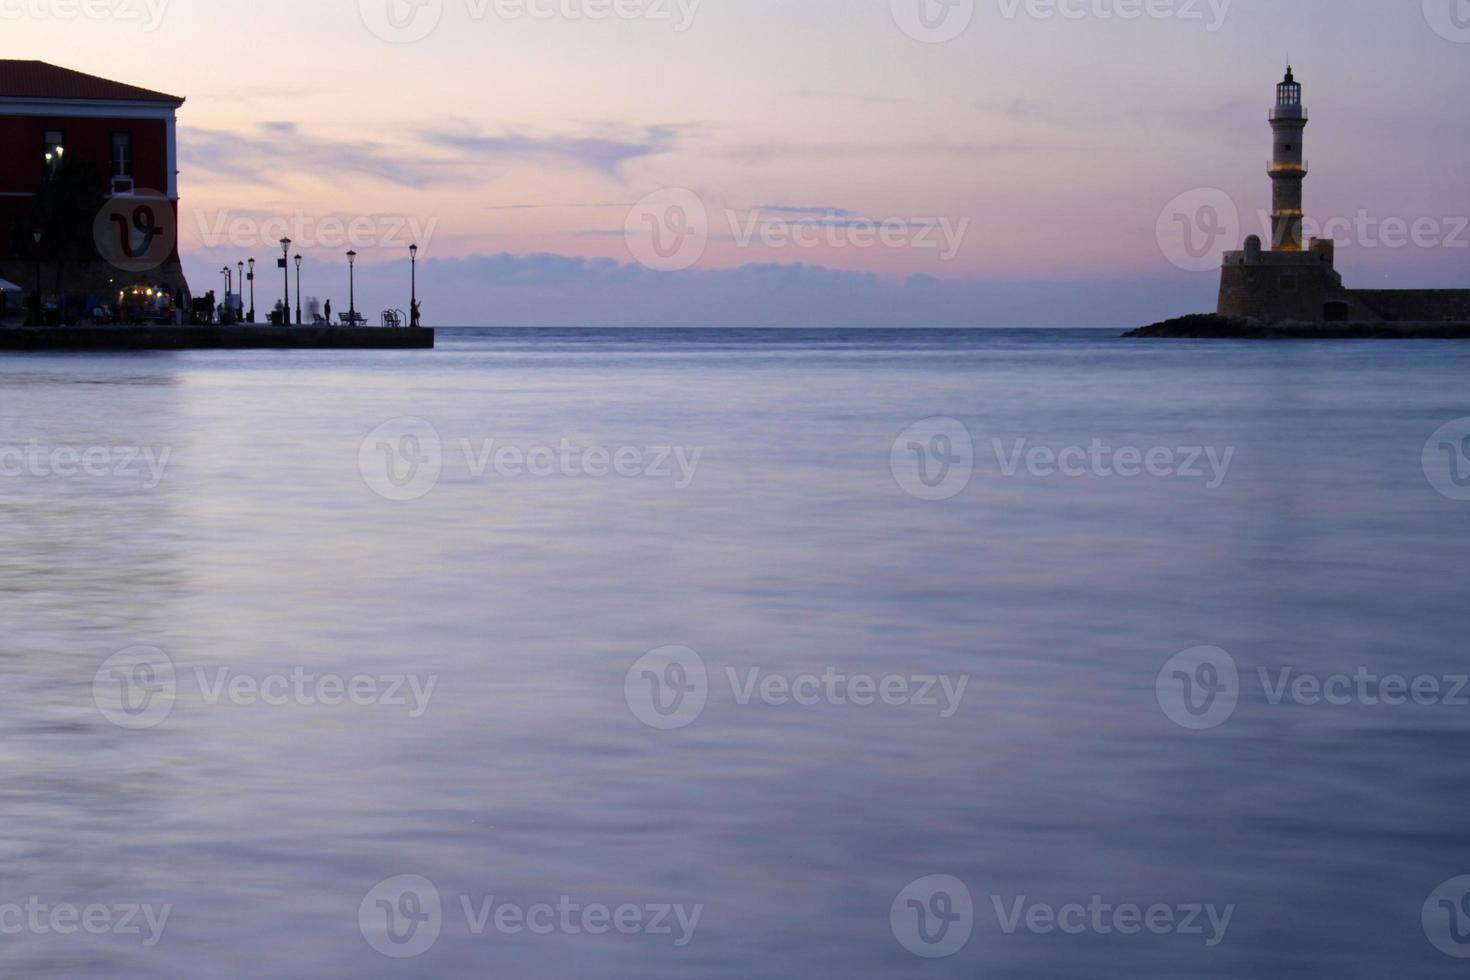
[3,328,1469,977]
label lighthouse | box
[1216,66,1350,322]
[1269,67,1307,251]
[1202,68,1470,330]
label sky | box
[11,0,1470,326]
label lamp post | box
[237,261,244,321]
[409,243,418,327]
[31,230,41,325]
[220,266,232,323]
[279,238,291,325]
[346,250,357,325]
[294,254,303,326]
[247,258,256,322]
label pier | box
[0,323,434,351]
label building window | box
[43,129,64,176]
[1279,275,1299,293]
[111,133,134,179]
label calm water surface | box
[3,328,1470,977]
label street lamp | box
[409,243,418,327]
[221,266,232,322]
[346,250,357,325]
[31,230,41,325]
[237,261,244,321]
[279,238,291,326]
[247,258,256,322]
[294,253,303,326]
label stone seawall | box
[0,324,434,351]
[1354,290,1470,323]
[1127,314,1470,339]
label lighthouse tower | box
[1217,67,1347,321]
[1269,67,1308,250]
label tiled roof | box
[0,61,183,104]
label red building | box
[0,60,189,320]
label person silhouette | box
[410,299,421,328]
[324,299,332,324]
